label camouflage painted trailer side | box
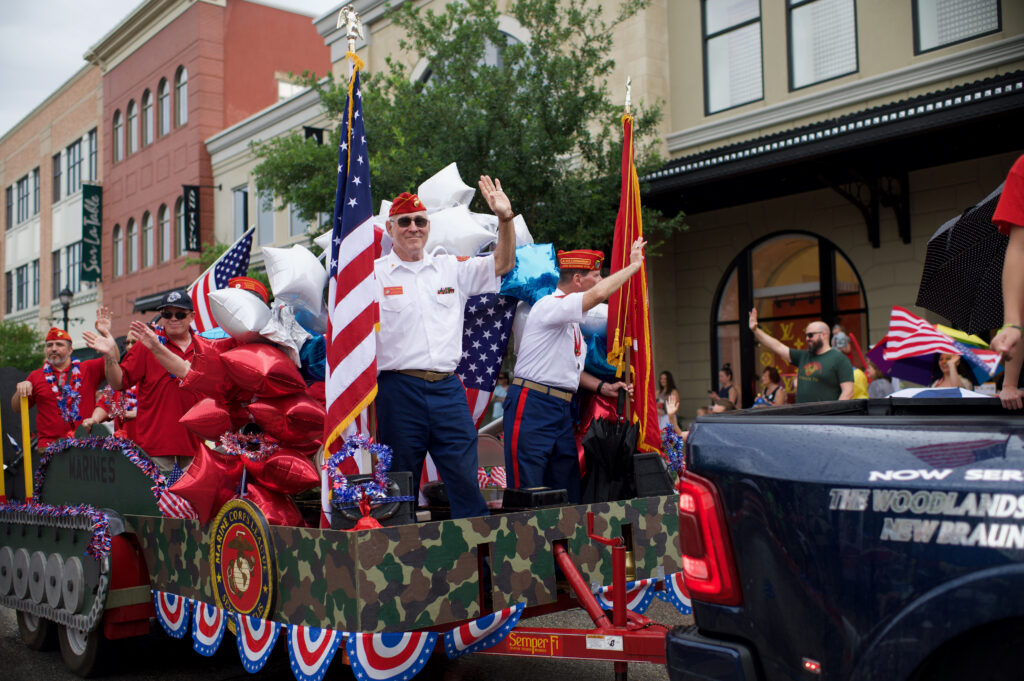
[129,493,681,632]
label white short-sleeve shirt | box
[513,290,586,391]
[374,250,499,372]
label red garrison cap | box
[46,327,72,343]
[228,276,269,304]
[557,249,604,271]
[389,192,425,217]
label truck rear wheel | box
[58,623,104,677]
[16,610,56,650]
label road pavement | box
[1,601,691,681]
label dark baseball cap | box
[156,289,193,311]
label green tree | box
[0,321,44,372]
[252,0,684,252]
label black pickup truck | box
[666,398,1024,681]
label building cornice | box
[83,0,224,73]
[666,34,1024,154]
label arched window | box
[141,90,154,146]
[158,79,170,137]
[175,197,186,256]
[112,224,123,277]
[126,219,138,272]
[175,66,188,127]
[113,111,123,162]
[142,211,154,267]
[711,231,868,407]
[126,100,138,155]
[158,204,170,262]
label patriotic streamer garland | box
[220,432,279,462]
[327,435,409,507]
[661,427,685,475]
[34,435,167,500]
[0,500,110,560]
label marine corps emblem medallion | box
[210,499,275,627]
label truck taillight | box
[676,472,741,606]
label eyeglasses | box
[394,216,428,228]
[161,310,189,320]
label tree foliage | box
[252,0,684,251]
[0,321,44,372]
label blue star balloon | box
[500,243,559,305]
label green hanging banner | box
[81,183,102,283]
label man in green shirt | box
[749,310,854,403]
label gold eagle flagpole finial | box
[337,5,364,54]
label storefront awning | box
[645,70,1024,217]
[132,289,176,313]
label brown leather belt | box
[512,377,573,402]
[395,369,454,382]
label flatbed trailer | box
[0,432,687,679]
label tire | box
[16,610,56,650]
[58,623,105,677]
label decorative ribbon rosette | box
[326,435,410,530]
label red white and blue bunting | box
[234,612,282,673]
[287,624,345,681]
[443,604,523,659]
[192,600,228,656]
[593,577,658,614]
[153,591,191,639]
[150,571,687,680]
[347,632,438,681]
[654,571,693,615]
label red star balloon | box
[242,481,305,527]
[221,344,306,398]
[169,442,243,524]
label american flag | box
[323,58,377,450]
[188,227,254,332]
[153,486,199,519]
[458,292,516,425]
[883,306,959,360]
[907,438,1005,468]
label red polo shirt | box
[994,155,1024,235]
[121,335,203,459]
[25,358,105,450]
[97,386,139,442]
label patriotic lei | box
[661,426,686,475]
[327,435,404,506]
[102,385,138,422]
[0,501,111,560]
[43,358,83,424]
[220,432,279,462]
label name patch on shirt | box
[383,286,404,296]
[437,286,455,295]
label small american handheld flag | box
[188,227,255,332]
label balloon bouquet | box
[168,252,329,527]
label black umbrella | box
[580,390,637,504]
[916,184,1006,335]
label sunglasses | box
[394,216,428,228]
[161,310,189,320]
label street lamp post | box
[58,287,74,332]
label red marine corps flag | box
[606,112,660,454]
[321,50,378,526]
